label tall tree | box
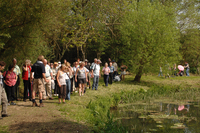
[120,0,181,82]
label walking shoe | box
[8,103,10,106]
[2,114,10,117]
[32,102,38,107]
[49,97,54,100]
[39,103,44,107]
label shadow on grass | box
[9,118,90,133]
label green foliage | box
[120,0,181,81]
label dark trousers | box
[54,80,58,94]
[23,79,32,100]
[58,85,66,99]
[14,75,20,100]
[5,85,15,102]
[70,77,73,92]
[109,73,113,84]
[104,75,109,86]
[113,71,117,79]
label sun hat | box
[84,59,88,62]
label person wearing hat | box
[91,59,101,90]
[112,60,118,79]
[84,59,91,89]
[22,59,32,102]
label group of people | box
[0,55,129,114]
[158,62,190,78]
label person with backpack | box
[0,61,9,118]
[3,65,17,105]
[75,62,88,96]
[91,59,101,90]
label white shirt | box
[65,72,70,80]
[45,65,52,78]
[73,67,78,76]
[93,64,100,76]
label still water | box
[112,101,200,133]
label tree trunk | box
[133,66,143,82]
[80,45,85,61]
[77,46,79,59]
[97,52,101,59]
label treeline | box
[0,0,199,82]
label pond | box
[112,101,200,133]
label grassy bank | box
[57,75,200,132]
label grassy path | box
[0,75,200,133]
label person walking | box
[73,62,79,93]
[56,64,67,104]
[13,58,21,101]
[84,59,91,89]
[3,65,17,105]
[65,62,72,100]
[102,63,110,86]
[43,59,54,100]
[108,62,114,84]
[75,62,87,96]
[22,60,32,102]
[0,61,9,119]
[52,62,58,96]
[112,60,118,79]
[184,62,190,77]
[158,66,163,77]
[91,59,101,90]
[30,55,49,107]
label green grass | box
[56,75,200,132]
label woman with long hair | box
[56,64,67,104]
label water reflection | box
[112,101,200,133]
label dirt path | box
[0,98,90,133]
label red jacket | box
[22,66,31,80]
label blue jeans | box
[186,69,189,76]
[92,76,99,90]
[65,79,71,100]
[104,75,109,86]
[158,72,163,77]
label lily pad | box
[157,125,163,128]
[149,129,157,131]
